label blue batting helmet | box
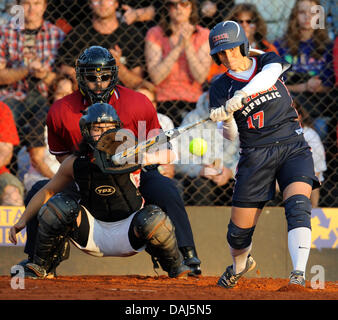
[209,21,250,64]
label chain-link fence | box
[0,0,337,207]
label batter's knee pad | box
[284,194,312,232]
[132,205,188,277]
[34,193,79,272]
[227,220,255,250]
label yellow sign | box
[0,206,26,246]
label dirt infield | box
[1,275,337,300]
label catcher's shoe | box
[217,254,256,289]
[289,270,305,287]
[23,263,56,279]
[180,247,202,276]
[168,262,190,278]
[10,257,32,277]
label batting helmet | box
[79,102,122,147]
[76,46,118,104]
[209,21,250,65]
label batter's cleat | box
[289,270,305,287]
[23,263,56,279]
[217,254,256,289]
[180,246,202,276]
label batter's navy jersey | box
[209,52,303,148]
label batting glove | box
[210,106,233,122]
[225,90,247,113]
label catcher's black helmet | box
[79,102,122,147]
[209,20,250,65]
[76,46,118,104]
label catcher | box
[9,102,190,279]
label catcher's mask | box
[79,102,122,148]
[76,46,118,104]
[209,20,249,65]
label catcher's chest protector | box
[73,156,143,222]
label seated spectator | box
[174,90,239,205]
[274,0,335,140]
[136,86,176,179]
[0,0,65,175]
[56,0,153,91]
[293,100,327,207]
[145,0,212,127]
[0,102,24,206]
[207,2,278,82]
[18,74,75,193]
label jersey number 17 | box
[247,111,264,129]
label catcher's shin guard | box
[132,205,190,278]
[30,193,79,277]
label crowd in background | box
[0,0,337,208]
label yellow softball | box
[189,138,207,156]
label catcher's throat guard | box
[93,148,141,174]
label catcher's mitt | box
[95,128,133,155]
[94,129,141,174]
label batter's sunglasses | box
[85,74,111,82]
[168,0,191,9]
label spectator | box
[51,73,77,103]
[18,74,76,193]
[0,0,16,26]
[274,0,335,140]
[175,90,239,205]
[235,0,296,41]
[44,0,91,34]
[334,36,338,87]
[321,0,338,40]
[226,3,279,54]
[136,86,176,179]
[0,102,24,206]
[145,0,212,127]
[0,0,65,174]
[56,0,153,91]
[207,2,279,83]
[293,100,327,207]
[119,1,162,29]
[272,99,328,207]
[198,0,234,29]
